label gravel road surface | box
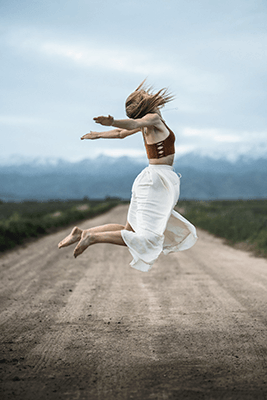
[0,205,267,399]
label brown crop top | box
[142,122,175,159]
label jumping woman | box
[58,81,197,272]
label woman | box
[58,81,197,272]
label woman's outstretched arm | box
[81,128,140,140]
[93,113,161,130]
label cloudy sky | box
[1,0,267,163]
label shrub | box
[0,199,119,252]
[178,199,267,257]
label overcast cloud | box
[1,0,267,162]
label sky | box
[1,0,267,163]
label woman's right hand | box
[81,131,99,140]
[93,115,114,126]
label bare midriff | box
[149,154,175,166]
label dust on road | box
[0,205,267,399]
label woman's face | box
[125,102,136,118]
[125,91,147,119]
[125,95,139,118]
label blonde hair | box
[125,80,174,119]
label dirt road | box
[0,205,267,399]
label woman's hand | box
[81,131,99,140]
[93,115,114,126]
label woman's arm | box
[81,128,140,140]
[93,113,161,130]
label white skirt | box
[121,165,198,272]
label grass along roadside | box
[0,198,120,252]
[177,199,267,258]
[1,198,267,258]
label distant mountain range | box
[0,154,267,201]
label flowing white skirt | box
[121,165,198,272]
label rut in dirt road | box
[0,205,267,400]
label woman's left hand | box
[81,131,99,140]
[93,115,114,126]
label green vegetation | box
[2,198,267,257]
[0,198,120,252]
[177,199,267,257]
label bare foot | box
[58,227,83,249]
[73,231,95,258]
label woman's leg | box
[73,221,134,258]
[58,223,126,249]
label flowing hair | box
[125,80,174,119]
